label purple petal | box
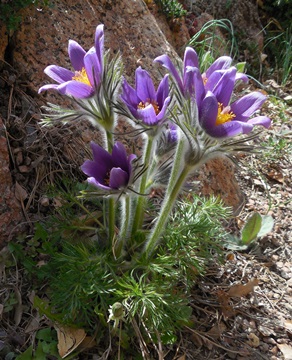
[235,72,249,83]
[239,122,256,134]
[87,176,111,191]
[231,92,267,120]
[84,47,101,87]
[205,56,232,78]
[38,84,59,93]
[205,71,224,92]
[127,154,137,169]
[247,116,271,128]
[211,67,237,106]
[81,160,102,181]
[184,47,199,69]
[199,91,218,129]
[109,168,129,189]
[112,142,129,171]
[57,81,94,98]
[68,40,86,71]
[91,142,113,166]
[135,67,156,101]
[95,24,104,71]
[207,121,245,138]
[156,75,169,108]
[156,96,171,121]
[137,104,158,125]
[154,54,184,93]
[44,65,74,84]
[183,66,196,97]
[184,67,205,106]
[121,79,140,116]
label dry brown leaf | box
[25,316,40,333]
[207,322,227,340]
[277,344,292,360]
[15,181,28,202]
[55,324,86,358]
[228,278,259,298]
[177,355,186,360]
[75,336,96,352]
[191,332,203,348]
[266,169,284,183]
[216,290,236,318]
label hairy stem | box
[144,164,191,258]
[131,135,154,235]
[114,196,131,258]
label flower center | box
[72,67,91,86]
[103,170,111,186]
[202,74,208,85]
[216,103,235,126]
[137,98,160,115]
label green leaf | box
[33,223,48,241]
[241,212,262,244]
[35,327,55,342]
[223,234,249,250]
[236,62,246,73]
[33,296,64,323]
[257,215,274,237]
[15,345,33,360]
[34,342,47,360]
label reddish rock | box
[197,157,245,215]
[0,0,245,248]
[0,117,24,244]
[189,0,264,51]
[12,0,183,100]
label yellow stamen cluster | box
[216,103,235,126]
[137,98,160,115]
[72,67,91,86]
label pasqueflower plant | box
[39,24,271,336]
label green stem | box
[165,138,186,195]
[105,130,116,246]
[144,164,191,258]
[114,196,131,258]
[131,135,154,235]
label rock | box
[188,12,228,56]
[0,0,245,247]
[190,0,264,51]
[11,0,183,99]
[196,157,245,214]
[0,117,24,245]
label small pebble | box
[264,337,277,345]
[277,338,287,344]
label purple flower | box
[154,47,200,97]
[202,56,248,89]
[81,142,136,191]
[38,25,104,98]
[121,67,170,126]
[199,90,271,138]
[166,122,178,144]
[154,48,248,106]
